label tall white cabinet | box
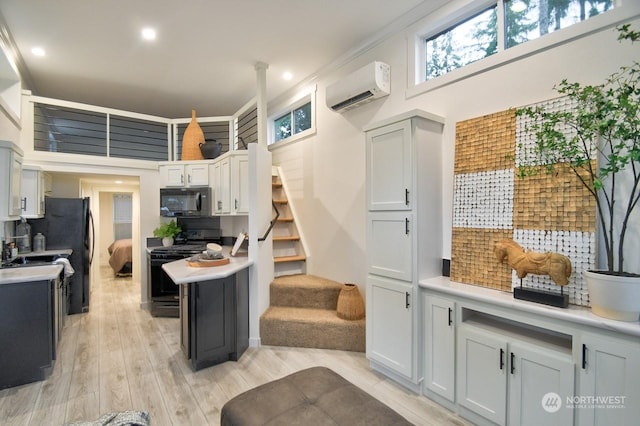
[364,110,444,388]
[0,140,24,220]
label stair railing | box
[258,201,280,242]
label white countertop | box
[162,255,253,284]
[0,264,64,285]
[420,276,640,338]
[16,249,73,258]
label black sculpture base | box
[513,287,569,308]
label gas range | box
[150,243,207,259]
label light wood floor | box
[0,264,469,426]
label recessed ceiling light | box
[31,47,46,57]
[282,71,293,81]
[141,27,156,41]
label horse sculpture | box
[494,239,572,286]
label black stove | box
[151,244,207,258]
[147,218,221,317]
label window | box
[274,101,311,142]
[420,0,619,83]
[268,85,316,147]
[113,193,132,240]
[426,6,498,79]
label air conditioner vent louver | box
[330,91,374,112]
[326,61,390,113]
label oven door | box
[148,255,180,317]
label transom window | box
[268,85,316,147]
[424,0,614,81]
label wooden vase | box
[181,109,205,160]
[336,283,365,320]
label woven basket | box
[336,283,365,320]
[181,109,205,160]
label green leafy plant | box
[153,220,181,238]
[516,24,640,275]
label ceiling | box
[0,0,446,119]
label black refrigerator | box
[29,197,94,314]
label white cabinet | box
[367,275,414,379]
[367,212,413,281]
[423,294,455,403]
[0,141,24,220]
[366,119,412,211]
[21,165,46,218]
[364,111,444,387]
[211,151,248,216]
[457,318,574,426]
[231,154,249,214]
[577,332,640,426]
[159,162,209,188]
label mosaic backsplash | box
[451,101,596,306]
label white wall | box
[271,16,640,293]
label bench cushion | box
[221,366,412,425]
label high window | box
[421,0,617,83]
[268,85,316,147]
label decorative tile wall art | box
[451,99,596,306]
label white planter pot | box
[162,237,174,247]
[584,270,640,322]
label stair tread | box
[273,198,288,204]
[273,235,300,241]
[274,255,306,263]
[261,306,365,324]
[272,182,283,187]
[276,217,294,222]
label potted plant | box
[153,220,181,247]
[516,24,640,321]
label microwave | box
[160,187,211,217]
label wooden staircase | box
[272,172,306,276]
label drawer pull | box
[448,307,453,326]
[510,352,515,374]
[405,218,409,235]
[582,344,587,369]
[500,348,505,370]
[405,188,410,206]
[405,292,410,309]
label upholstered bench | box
[221,366,412,425]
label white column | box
[254,62,269,147]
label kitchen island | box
[163,254,252,371]
[0,264,64,389]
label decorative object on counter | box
[186,253,230,267]
[495,238,571,308]
[181,109,205,160]
[206,242,223,257]
[336,283,365,320]
[33,233,46,252]
[153,219,182,247]
[16,217,31,253]
[516,24,640,321]
[199,139,222,159]
[231,232,247,256]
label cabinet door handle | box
[181,174,184,184]
[405,218,410,235]
[510,352,515,374]
[448,307,453,326]
[500,348,505,370]
[21,197,27,211]
[405,188,410,206]
[582,344,587,369]
[235,199,238,210]
[405,292,410,309]
[188,174,192,184]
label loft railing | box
[27,95,256,162]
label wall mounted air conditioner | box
[326,61,390,112]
